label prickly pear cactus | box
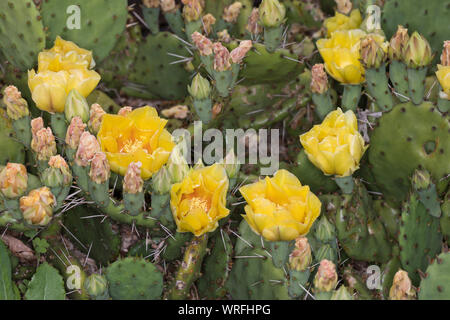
[419,252,450,300]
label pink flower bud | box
[89,152,110,184]
[75,131,101,167]
[123,161,144,194]
[314,259,338,292]
[118,106,133,116]
[201,14,216,35]
[88,103,106,134]
[230,40,252,64]
[223,2,243,23]
[66,116,87,150]
[20,187,55,226]
[0,163,28,198]
[3,86,29,120]
[213,42,231,72]
[31,127,57,161]
[31,117,44,140]
[441,40,450,66]
[310,64,329,94]
[191,32,213,56]
[289,237,312,271]
[246,8,262,35]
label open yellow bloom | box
[170,164,229,236]
[300,108,368,177]
[436,65,450,98]
[324,9,362,37]
[239,170,321,242]
[317,29,366,84]
[97,106,175,179]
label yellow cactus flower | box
[170,163,229,236]
[20,187,56,226]
[239,169,321,241]
[317,29,367,84]
[97,106,175,180]
[324,9,362,37]
[436,65,450,98]
[300,108,368,177]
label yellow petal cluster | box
[324,9,362,37]
[97,106,175,180]
[316,29,366,84]
[20,187,55,226]
[28,37,100,113]
[170,164,229,236]
[239,170,321,241]
[300,108,368,177]
[436,65,450,98]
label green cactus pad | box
[197,231,233,299]
[288,269,311,299]
[441,191,450,238]
[128,32,191,100]
[418,252,450,300]
[382,0,450,65]
[399,193,442,286]
[0,109,26,165]
[0,0,45,71]
[373,200,400,240]
[234,219,268,256]
[227,248,290,299]
[40,0,128,63]
[369,102,450,205]
[106,257,163,300]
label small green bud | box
[403,32,434,68]
[412,169,431,191]
[167,144,189,183]
[85,274,109,299]
[258,0,286,28]
[220,149,240,179]
[331,286,353,300]
[152,166,172,194]
[315,216,335,243]
[188,73,211,100]
[41,155,72,188]
[65,89,90,123]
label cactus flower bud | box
[201,13,216,35]
[331,285,353,300]
[20,187,55,226]
[3,86,29,120]
[182,0,203,22]
[246,8,262,35]
[289,237,312,271]
[191,32,213,56]
[223,2,243,24]
[213,42,232,72]
[65,116,87,150]
[403,32,434,68]
[315,216,335,243]
[310,64,329,94]
[161,105,189,119]
[167,144,189,183]
[335,0,352,15]
[188,73,211,100]
[152,166,172,194]
[88,103,106,134]
[360,35,387,69]
[217,29,231,43]
[42,155,72,187]
[64,89,90,123]
[160,0,176,13]
[389,270,416,300]
[143,0,160,8]
[0,163,28,198]
[118,106,133,116]
[219,149,240,179]
[85,274,109,299]
[441,41,450,66]
[89,152,110,184]
[123,161,144,194]
[388,25,409,61]
[31,117,44,140]
[75,131,101,167]
[314,259,338,292]
[412,169,431,191]
[258,0,286,28]
[31,127,57,161]
[230,40,252,64]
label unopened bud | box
[182,0,203,22]
[188,73,211,100]
[289,237,312,271]
[389,25,409,61]
[331,286,353,300]
[123,162,144,194]
[0,163,28,198]
[412,169,431,191]
[85,274,109,299]
[3,86,29,120]
[75,131,101,167]
[167,145,189,183]
[223,2,243,24]
[314,259,338,292]
[259,0,286,28]
[217,29,231,43]
[310,64,329,94]
[89,152,110,184]
[220,149,240,179]
[88,103,106,135]
[246,8,262,35]
[212,102,222,118]
[335,0,352,15]
[31,127,57,161]
[160,0,176,13]
[152,166,172,194]
[441,40,450,66]
[315,216,335,243]
[65,89,90,123]
[201,14,216,35]
[20,187,55,226]
[360,35,387,69]
[31,117,44,139]
[66,116,87,150]
[389,270,416,300]
[213,42,231,72]
[42,155,72,187]
[230,40,252,64]
[191,32,213,56]
[143,0,160,8]
[118,106,133,116]
[403,32,434,68]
